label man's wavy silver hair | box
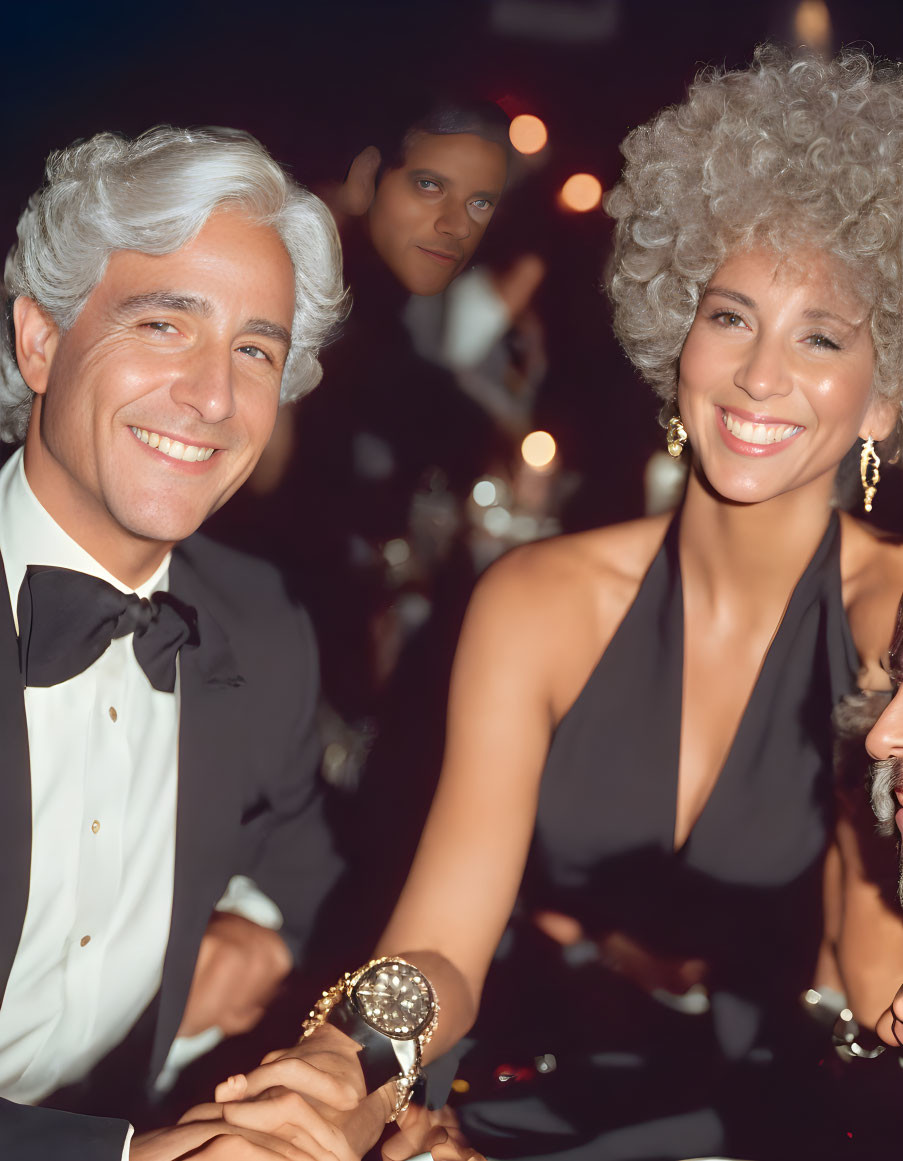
[605,44,903,438]
[0,125,348,442]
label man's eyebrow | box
[245,318,292,348]
[407,168,502,200]
[408,167,451,185]
[117,293,291,347]
[117,291,213,316]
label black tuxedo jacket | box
[0,533,342,1159]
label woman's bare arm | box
[373,546,565,1054]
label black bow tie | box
[17,565,200,693]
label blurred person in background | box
[220,46,903,1161]
[211,99,512,718]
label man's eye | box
[237,345,269,361]
[143,320,178,333]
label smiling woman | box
[229,45,903,1161]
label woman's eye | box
[471,198,492,211]
[807,333,840,351]
[712,311,744,328]
[416,179,440,192]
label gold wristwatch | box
[302,957,439,1121]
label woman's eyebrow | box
[703,286,755,307]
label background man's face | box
[23,209,295,564]
[367,131,507,296]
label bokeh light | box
[559,173,603,212]
[521,430,557,469]
[794,1,831,53]
[472,479,498,508]
[383,538,410,566]
[509,114,549,155]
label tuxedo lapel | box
[0,552,32,1008]
[150,548,248,1075]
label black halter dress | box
[455,511,858,1160]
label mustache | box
[869,756,900,837]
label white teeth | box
[722,412,802,446]
[130,427,215,462]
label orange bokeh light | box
[521,430,557,469]
[509,114,548,155]
[559,173,603,212]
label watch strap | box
[329,996,417,1092]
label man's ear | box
[338,146,381,217]
[14,297,60,395]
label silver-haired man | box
[0,126,352,1159]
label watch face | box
[352,960,434,1040]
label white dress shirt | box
[0,448,180,1110]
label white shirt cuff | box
[214,874,283,930]
[122,1123,134,1161]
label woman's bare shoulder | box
[471,513,672,633]
[840,513,903,684]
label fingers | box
[220,1092,356,1161]
[132,1120,307,1161]
[215,1074,249,1103]
[178,1102,225,1125]
[188,1126,319,1159]
[230,1057,362,1109]
[431,1131,486,1161]
[381,1104,482,1161]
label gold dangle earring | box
[861,435,881,513]
[666,416,688,458]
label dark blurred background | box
[6,0,903,522]
[5,0,903,535]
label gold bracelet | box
[386,1071,418,1123]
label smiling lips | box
[130,426,215,463]
[720,408,803,447]
[417,245,458,265]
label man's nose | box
[436,203,471,241]
[866,692,903,761]
[170,347,236,423]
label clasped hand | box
[160,1024,482,1160]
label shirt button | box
[108,707,118,722]
[80,935,91,947]
[91,820,100,835]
